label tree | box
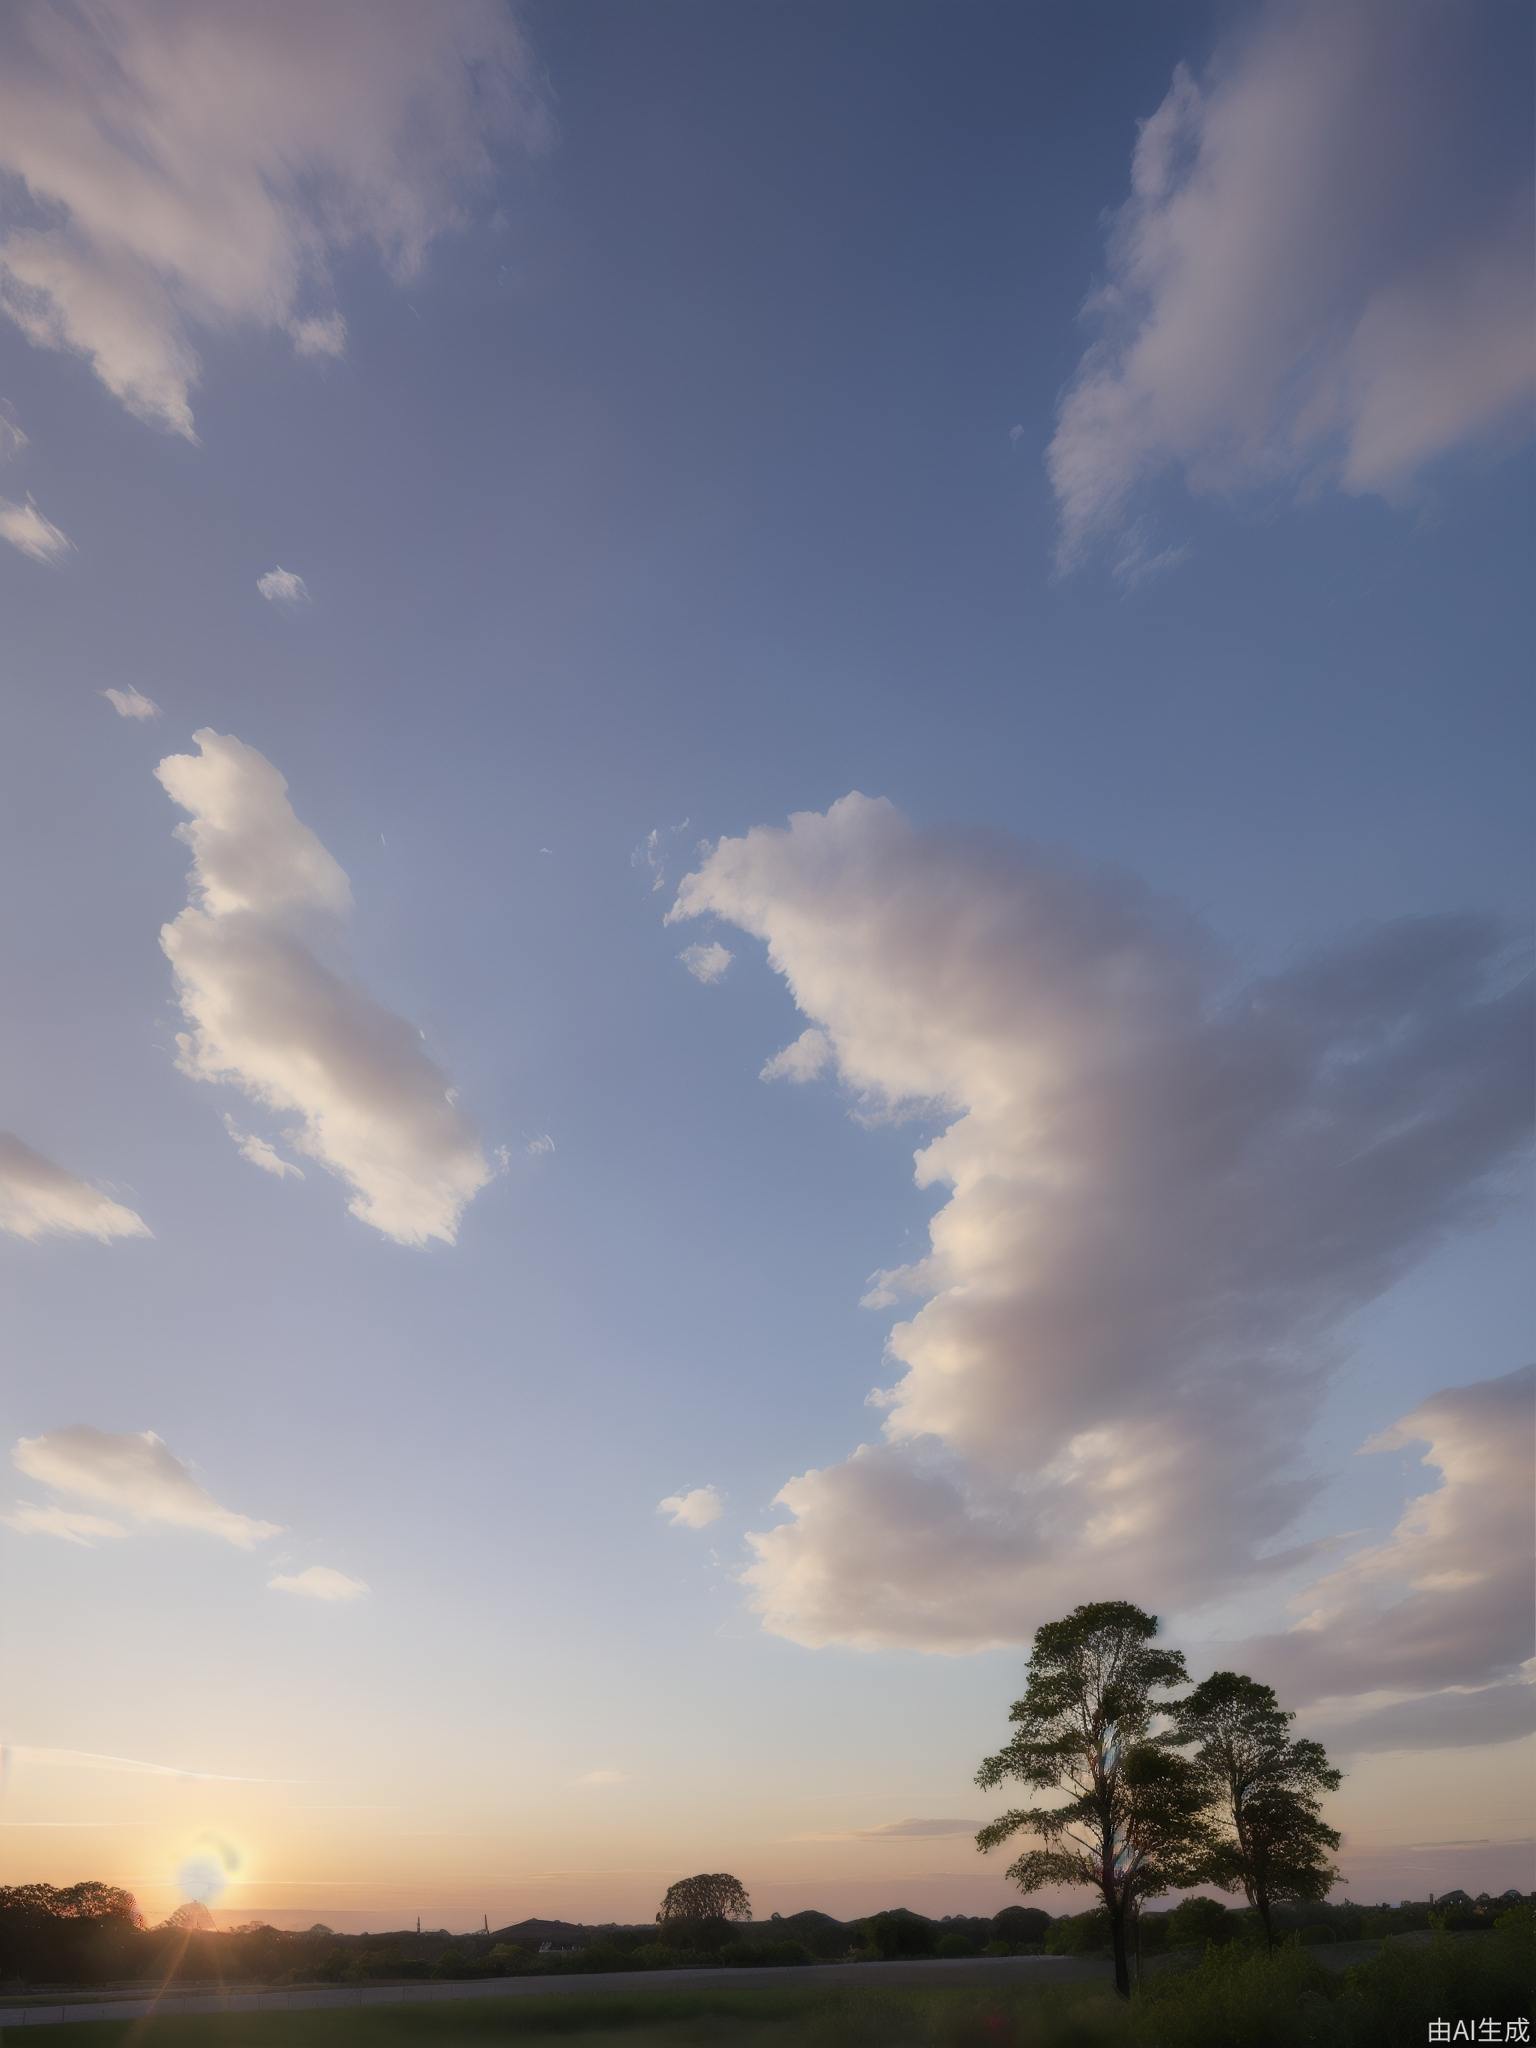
[975,1599,1208,1997]
[655,1873,751,1950]
[861,1908,936,1959]
[991,1904,1052,1945]
[1169,1670,1342,1950]
[1165,1894,1234,1948]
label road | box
[0,1953,1110,2029]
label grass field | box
[28,1980,1131,2047]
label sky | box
[0,0,1532,1933]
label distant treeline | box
[1,1883,1522,1991]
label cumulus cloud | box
[1049,0,1535,572]
[1,1503,127,1547]
[223,1114,304,1181]
[657,1485,724,1530]
[679,940,733,985]
[256,566,310,608]
[0,0,549,437]
[0,1133,149,1244]
[1240,1366,1535,1709]
[761,1027,832,1084]
[101,686,160,720]
[669,794,1531,1654]
[268,1564,368,1601]
[13,1427,280,1548]
[157,729,491,1246]
[0,495,72,564]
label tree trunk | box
[1110,1908,1131,1999]
[1257,1896,1274,1951]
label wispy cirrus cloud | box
[157,729,491,1246]
[101,686,161,720]
[11,1746,290,1785]
[256,566,310,609]
[0,495,72,564]
[0,1503,127,1547]
[268,1565,368,1602]
[0,0,550,438]
[670,794,1531,1658]
[0,1133,149,1244]
[223,1114,304,1181]
[1049,0,1535,575]
[11,1427,280,1549]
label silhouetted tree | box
[1165,1894,1235,1948]
[656,1873,751,1950]
[976,1600,1207,1997]
[1169,1670,1342,1949]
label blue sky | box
[1,0,1531,1926]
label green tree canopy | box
[1169,1670,1342,1948]
[976,1599,1207,1997]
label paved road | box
[0,1954,1109,2030]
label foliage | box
[1163,1898,1235,1951]
[991,1905,1052,1944]
[1133,1942,1345,2047]
[654,1872,752,1951]
[1046,1907,1112,1956]
[861,1908,939,1959]
[1336,1903,1535,2042]
[976,1600,1204,1995]
[1168,1673,1341,1948]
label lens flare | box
[175,1832,241,1906]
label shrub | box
[718,1937,814,1967]
[1134,1942,1345,2047]
[938,1930,979,1958]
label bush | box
[1046,1907,1112,1957]
[718,1937,814,1967]
[938,1931,979,1958]
[1134,1942,1345,2047]
[1165,1898,1236,1950]
[1338,1907,1535,2044]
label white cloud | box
[632,820,690,895]
[760,1027,832,1084]
[670,794,1530,1655]
[0,495,72,564]
[157,729,491,1246]
[289,314,347,360]
[678,940,733,985]
[12,1427,280,1548]
[101,686,161,720]
[1,1503,127,1547]
[0,1132,149,1244]
[268,1565,368,1601]
[0,1,550,437]
[526,1133,555,1158]
[12,1747,288,1784]
[1238,1366,1535,1712]
[1049,0,1535,572]
[657,1485,724,1530]
[223,1114,304,1180]
[575,1769,626,1787]
[256,566,310,608]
